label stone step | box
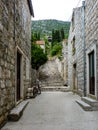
[41,80,63,82]
[41,81,64,83]
[81,97,98,107]
[41,81,63,84]
[42,85,65,88]
[76,100,92,111]
[41,86,70,92]
[42,84,63,87]
[8,100,29,121]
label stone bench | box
[8,100,29,121]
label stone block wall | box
[0,0,32,127]
[85,0,97,49]
[55,40,68,81]
[68,25,73,88]
[68,0,98,97]
[62,40,68,82]
[31,69,37,84]
[15,0,32,98]
[55,58,62,75]
[68,6,85,95]
[85,0,98,98]
[0,1,15,126]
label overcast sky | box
[32,0,83,21]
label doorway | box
[89,51,95,95]
[16,51,21,101]
[73,63,78,90]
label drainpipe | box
[82,1,86,96]
[13,0,17,104]
[14,0,16,46]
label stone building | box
[55,40,68,85]
[0,0,34,126]
[36,40,45,53]
[62,39,68,83]
[85,0,98,99]
[68,2,85,96]
[68,0,98,99]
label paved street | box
[1,92,98,130]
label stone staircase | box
[41,86,70,92]
[76,97,98,111]
[39,60,70,92]
[41,79,69,92]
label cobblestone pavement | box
[1,92,98,130]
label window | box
[72,12,75,31]
[72,36,76,55]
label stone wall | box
[0,1,15,126]
[85,0,98,98]
[85,0,97,49]
[15,0,32,98]
[55,58,62,75]
[55,40,68,82]
[62,40,68,82]
[68,0,98,97]
[68,6,85,95]
[31,69,37,84]
[0,0,32,127]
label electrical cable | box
[67,0,82,21]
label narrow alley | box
[0,0,98,129]
[1,92,98,130]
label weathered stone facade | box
[55,40,68,83]
[68,0,98,98]
[62,40,68,83]
[0,0,34,127]
[85,0,98,99]
[68,4,85,96]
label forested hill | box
[32,19,70,38]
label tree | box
[52,29,55,44]
[57,30,61,42]
[61,28,65,40]
[37,32,40,40]
[31,32,40,42]
[51,43,62,56]
[52,29,62,45]
[31,43,48,70]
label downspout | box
[82,1,86,96]
[14,0,16,46]
[13,0,16,104]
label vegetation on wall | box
[31,43,48,70]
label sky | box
[31,0,83,21]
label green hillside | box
[32,19,70,38]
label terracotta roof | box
[36,40,45,45]
[27,0,34,17]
